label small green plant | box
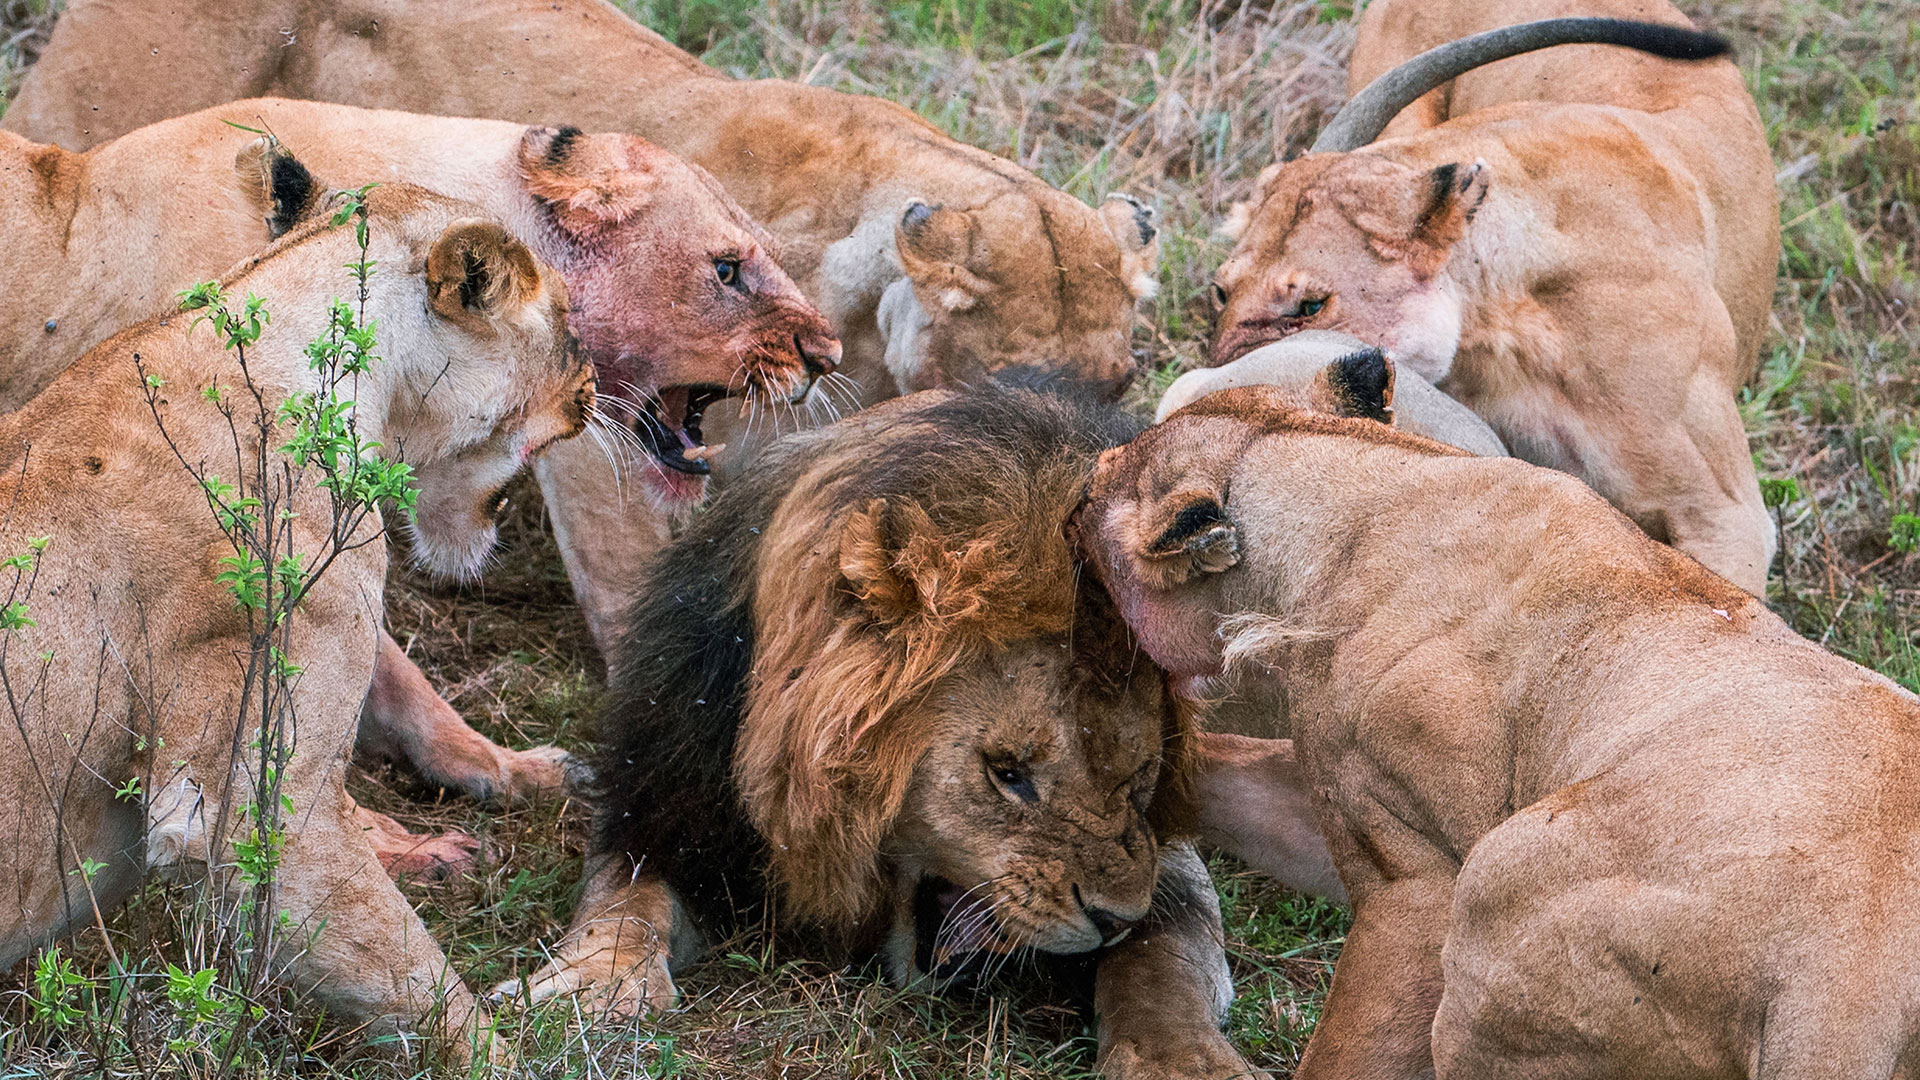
[1890,513,1920,554]
[27,947,95,1032]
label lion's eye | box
[714,257,742,288]
[986,758,1038,803]
[1292,295,1328,319]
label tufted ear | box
[234,135,323,239]
[518,125,658,234]
[426,219,545,328]
[895,201,992,313]
[1135,492,1240,585]
[1100,193,1161,302]
[1324,346,1395,423]
[838,496,1009,626]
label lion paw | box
[354,804,485,883]
[489,922,676,1020]
[494,744,577,803]
[1100,1037,1269,1080]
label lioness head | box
[334,187,595,577]
[598,386,1194,984]
[869,190,1160,400]
[516,126,841,502]
[1210,153,1490,380]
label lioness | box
[6,0,1159,403]
[1210,6,1780,594]
[0,99,838,864]
[495,386,1261,1080]
[1078,385,1920,1079]
[0,185,593,1059]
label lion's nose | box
[798,334,840,378]
[1074,885,1139,945]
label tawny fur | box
[1210,0,1780,594]
[0,99,838,859]
[1082,386,1920,1080]
[501,387,1263,1080]
[4,0,1157,409]
[0,186,593,1062]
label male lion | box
[0,185,594,1060]
[0,98,839,868]
[1210,5,1780,594]
[495,386,1261,1080]
[6,0,1160,402]
[1078,385,1920,1079]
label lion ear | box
[1219,163,1283,243]
[1323,347,1395,423]
[1100,193,1161,302]
[1410,160,1489,271]
[426,218,545,326]
[519,126,657,233]
[234,135,323,239]
[895,201,991,313]
[1136,492,1239,583]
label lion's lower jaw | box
[637,459,710,512]
[407,522,501,583]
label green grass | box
[3,0,1917,1075]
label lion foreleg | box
[358,629,573,804]
[1294,874,1452,1080]
[1095,842,1267,1080]
[492,853,698,1019]
[1193,733,1346,902]
[252,775,494,1064]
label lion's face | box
[518,128,840,505]
[876,190,1160,400]
[885,635,1167,975]
[1211,153,1487,382]
[387,199,597,578]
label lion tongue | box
[930,882,1016,967]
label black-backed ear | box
[895,201,990,312]
[1100,193,1161,301]
[234,135,322,239]
[1144,494,1240,576]
[426,218,544,326]
[1326,347,1395,423]
[1411,160,1489,268]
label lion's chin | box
[407,520,500,583]
[637,461,710,512]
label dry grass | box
[2,0,1916,1075]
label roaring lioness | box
[495,386,1260,1080]
[1210,5,1780,594]
[0,185,593,1059]
[1079,385,1920,1079]
[0,99,838,864]
[6,0,1161,405]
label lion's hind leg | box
[492,853,699,1020]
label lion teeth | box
[681,443,725,463]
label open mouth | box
[913,875,1017,981]
[634,384,729,475]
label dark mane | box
[590,382,1141,933]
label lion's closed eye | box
[985,755,1039,803]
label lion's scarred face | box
[884,632,1168,979]
[517,127,841,505]
[1211,153,1489,382]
